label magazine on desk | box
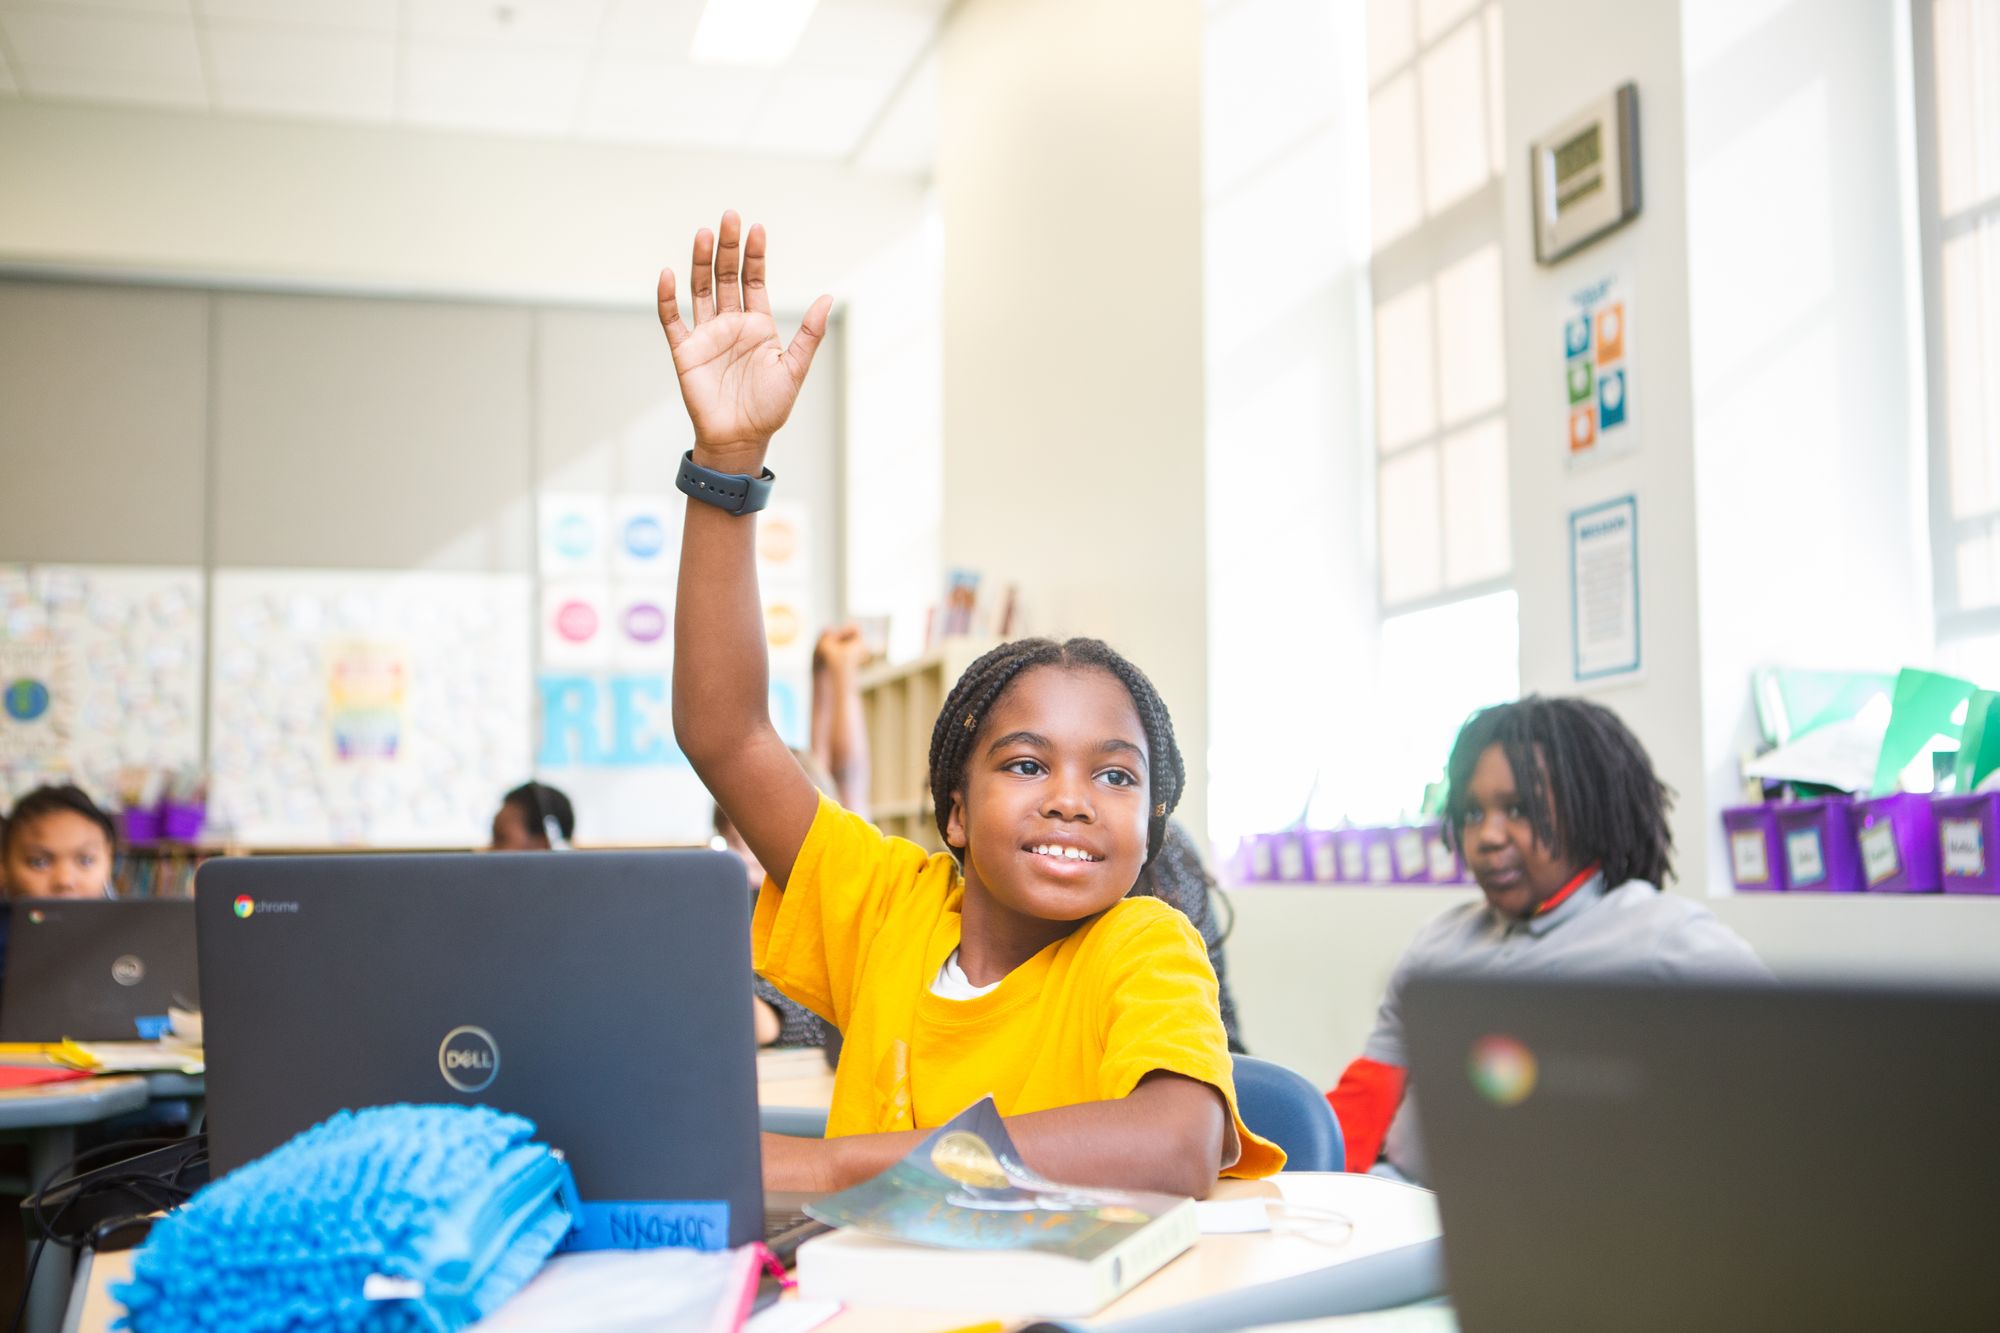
[797,1098,1198,1315]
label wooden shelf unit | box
[859,639,996,851]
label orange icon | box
[1595,302,1625,364]
[1569,406,1597,452]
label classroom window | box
[1915,0,2000,642]
[1369,0,1510,615]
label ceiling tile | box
[577,55,765,148]
[595,0,703,57]
[788,0,935,76]
[197,0,399,33]
[20,60,205,106]
[742,67,886,158]
[207,21,395,122]
[403,40,591,136]
[2,8,202,76]
[408,0,606,48]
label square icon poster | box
[0,565,204,807]
[541,580,612,669]
[539,494,610,575]
[609,583,674,670]
[1562,272,1637,466]
[611,495,680,577]
[757,502,813,748]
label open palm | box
[657,212,833,465]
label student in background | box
[662,210,1279,1195]
[489,781,575,851]
[1328,696,1768,1185]
[2,783,116,900]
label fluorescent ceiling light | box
[691,0,821,67]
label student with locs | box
[660,211,1280,1197]
[1328,695,1769,1184]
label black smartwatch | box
[676,450,776,516]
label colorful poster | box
[209,571,530,846]
[539,494,609,575]
[0,566,203,807]
[611,495,679,576]
[610,583,674,670]
[541,580,612,668]
[1562,273,1637,466]
[758,502,812,748]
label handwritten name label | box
[1858,823,1901,886]
[561,1201,729,1253]
[1942,819,1985,878]
[1729,830,1769,886]
[1785,829,1825,886]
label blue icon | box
[552,514,593,560]
[4,679,49,722]
[623,515,665,560]
[1564,315,1591,358]
[1598,368,1627,429]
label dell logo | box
[438,1025,500,1093]
[111,955,145,987]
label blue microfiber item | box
[115,1103,580,1333]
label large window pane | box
[1416,0,1481,43]
[1369,0,1416,85]
[1933,0,2000,217]
[1958,526,2000,610]
[1943,221,2000,519]
[1374,281,1438,451]
[1441,418,1510,586]
[1370,71,1423,248]
[1418,18,1491,215]
[1380,443,1443,604]
[1366,589,1520,819]
[1484,3,1505,177]
[1435,242,1505,424]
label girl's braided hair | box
[1441,695,1676,888]
[928,638,1185,867]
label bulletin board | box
[208,570,531,846]
[0,565,204,807]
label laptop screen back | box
[0,900,199,1042]
[196,850,764,1250]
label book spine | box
[1091,1198,1200,1305]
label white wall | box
[0,99,929,308]
[936,0,1212,834]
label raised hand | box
[657,211,833,474]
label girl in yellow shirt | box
[659,211,1282,1199]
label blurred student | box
[489,781,574,851]
[2,784,116,900]
[1329,696,1767,1184]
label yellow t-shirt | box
[752,793,1284,1179]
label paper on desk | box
[745,1300,840,1333]
[471,1249,757,1332]
[1196,1197,1272,1233]
[52,1039,204,1074]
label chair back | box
[1233,1053,1346,1172]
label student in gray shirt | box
[1328,696,1768,1185]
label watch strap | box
[676,450,776,515]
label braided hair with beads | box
[928,638,1186,869]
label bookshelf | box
[859,639,996,850]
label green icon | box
[1567,357,1594,405]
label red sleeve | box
[1327,1056,1406,1173]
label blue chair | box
[1232,1053,1345,1172]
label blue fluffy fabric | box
[115,1104,577,1333]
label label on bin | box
[1427,834,1456,880]
[1277,839,1305,881]
[1858,823,1901,886]
[1785,829,1825,886]
[1942,819,1985,878]
[1394,829,1426,876]
[1340,842,1365,880]
[1311,841,1337,881]
[1730,830,1769,885]
[1251,842,1275,877]
[1367,842,1393,883]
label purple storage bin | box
[1933,792,2000,894]
[160,801,206,842]
[1244,834,1279,883]
[1423,825,1467,884]
[1721,804,1786,892]
[1273,830,1309,883]
[1304,830,1339,884]
[1774,797,1862,893]
[1389,824,1433,883]
[1359,827,1395,885]
[1852,793,1939,892]
[121,807,162,844]
[1334,829,1368,883]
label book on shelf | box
[796,1097,1197,1317]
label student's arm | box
[662,212,834,888]
[762,1072,1227,1199]
[810,625,871,817]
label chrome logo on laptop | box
[1468,1034,1538,1107]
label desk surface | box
[76,1173,1442,1332]
[0,1075,151,1130]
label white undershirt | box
[930,948,1002,1000]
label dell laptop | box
[0,899,200,1042]
[196,851,766,1250]
[1405,974,2000,1332]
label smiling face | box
[1457,743,1584,919]
[4,811,113,900]
[944,664,1151,930]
